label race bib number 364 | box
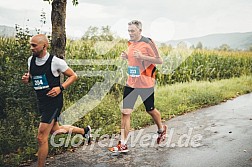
[32,74,49,90]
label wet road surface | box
[30,93,252,167]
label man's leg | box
[148,109,167,144]
[51,122,92,144]
[37,120,55,167]
[121,86,137,145]
[50,122,84,135]
[121,109,132,143]
[147,108,163,130]
[108,109,131,152]
[140,88,163,130]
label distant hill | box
[0,25,48,38]
[0,25,15,37]
[167,32,252,50]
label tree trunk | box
[51,0,67,59]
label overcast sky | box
[0,0,251,42]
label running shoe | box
[83,125,92,145]
[157,125,167,144]
[108,141,129,153]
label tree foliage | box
[219,44,231,51]
[81,26,115,41]
[43,0,78,5]
[249,45,252,52]
[0,26,39,167]
[196,41,203,49]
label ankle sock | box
[84,126,90,136]
[157,128,164,134]
[121,140,126,145]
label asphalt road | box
[30,93,252,167]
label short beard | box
[32,52,40,57]
[32,49,44,57]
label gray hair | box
[128,20,142,30]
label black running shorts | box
[37,93,63,124]
[123,86,155,112]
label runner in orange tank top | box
[109,20,167,153]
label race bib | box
[32,74,49,90]
[128,66,140,77]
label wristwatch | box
[60,85,65,92]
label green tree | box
[219,44,231,51]
[190,44,195,49]
[196,41,203,49]
[249,45,252,52]
[177,41,187,49]
[81,26,99,41]
[100,25,114,41]
[81,26,114,41]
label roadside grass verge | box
[129,75,252,129]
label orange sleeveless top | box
[126,36,159,88]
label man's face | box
[128,24,141,41]
[30,37,44,57]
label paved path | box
[30,93,252,167]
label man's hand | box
[133,50,143,59]
[46,87,61,97]
[22,73,30,84]
[121,51,128,60]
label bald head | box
[31,34,49,45]
[30,34,49,58]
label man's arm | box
[133,50,163,64]
[61,68,78,89]
[133,39,163,64]
[46,68,77,97]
